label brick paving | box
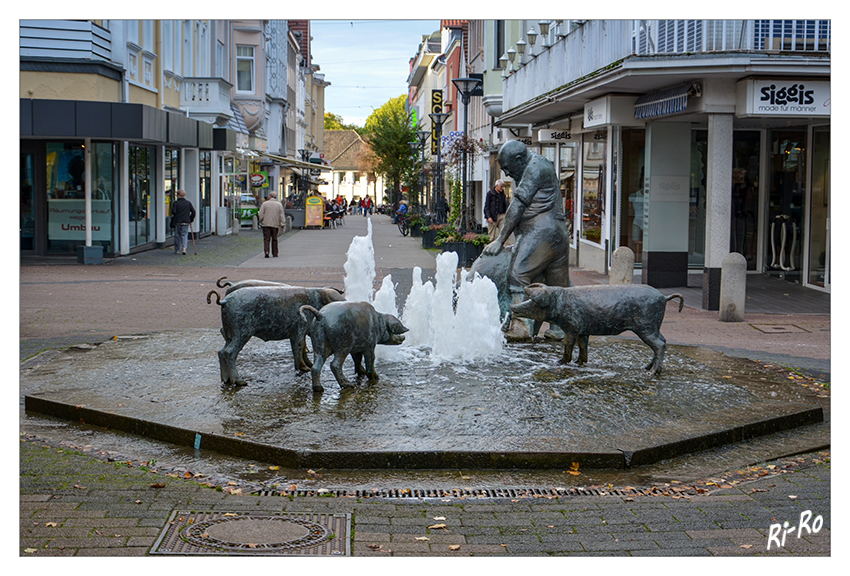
[19,214,831,557]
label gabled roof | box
[323,130,367,170]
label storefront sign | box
[48,199,111,240]
[737,80,830,117]
[305,195,323,227]
[538,129,573,143]
[431,90,443,155]
[584,95,643,128]
[250,172,268,188]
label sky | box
[310,20,441,128]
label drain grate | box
[151,511,350,556]
[751,324,810,334]
[251,486,699,500]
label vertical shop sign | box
[430,90,443,155]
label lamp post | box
[408,140,422,209]
[297,148,309,207]
[451,76,482,231]
[414,129,430,210]
[428,111,449,216]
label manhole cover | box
[751,324,810,334]
[151,511,350,556]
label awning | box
[261,152,333,171]
[634,83,701,120]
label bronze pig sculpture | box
[299,301,408,392]
[510,283,684,376]
[207,285,345,385]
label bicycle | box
[397,214,410,236]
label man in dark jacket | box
[171,189,196,255]
[484,179,508,241]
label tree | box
[325,112,362,133]
[362,95,416,207]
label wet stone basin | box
[22,329,823,470]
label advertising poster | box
[305,196,323,227]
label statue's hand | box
[483,240,503,256]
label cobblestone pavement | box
[19,214,832,559]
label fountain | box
[21,220,824,470]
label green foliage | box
[362,95,416,204]
[325,112,363,133]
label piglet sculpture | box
[510,283,683,376]
[299,301,408,391]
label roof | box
[323,130,367,170]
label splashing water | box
[343,218,376,302]
[341,225,504,362]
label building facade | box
[20,19,329,259]
[473,19,830,306]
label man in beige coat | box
[257,191,286,258]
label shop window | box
[200,151,212,234]
[558,142,577,241]
[766,129,806,283]
[581,131,607,244]
[730,132,761,270]
[807,126,829,288]
[689,131,707,268]
[618,129,645,263]
[164,148,179,238]
[44,142,116,254]
[129,145,155,248]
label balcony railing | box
[503,19,830,114]
[632,20,830,55]
[181,77,234,127]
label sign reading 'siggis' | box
[737,79,830,117]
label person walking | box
[257,191,286,258]
[484,179,509,241]
[170,189,196,255]
[434,193,449,224]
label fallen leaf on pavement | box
[415,537,429,541]
[45,522,57,527]
[428,524,448,530]
[449,545,461,551]
[740,544,753,549]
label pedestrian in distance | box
[258,191,286,258]
[435,193,449,225]
[170,189,196,255]
[484,179,509,241]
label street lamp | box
[527,27,537,57]
[451,76,482,231]
[414,129,430,210]
[428,111,450,217]
[538,20,551,48]
[506,47,516,72]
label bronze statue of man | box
[482,140,571,335]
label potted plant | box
[409,214,425,237]
[422,222,446,249]
[436,229,491,268]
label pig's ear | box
[526,286,550,307]
[387,315,409,334]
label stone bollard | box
[719,252,747,322]
[610,246,635,284]
[252,215,259,231]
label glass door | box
[766,129,806,283]
[730,131,761,270]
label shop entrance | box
[765,129,806,284]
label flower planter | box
[422,228,439,249]
[441,241,483,268]
[410,222,423,237]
